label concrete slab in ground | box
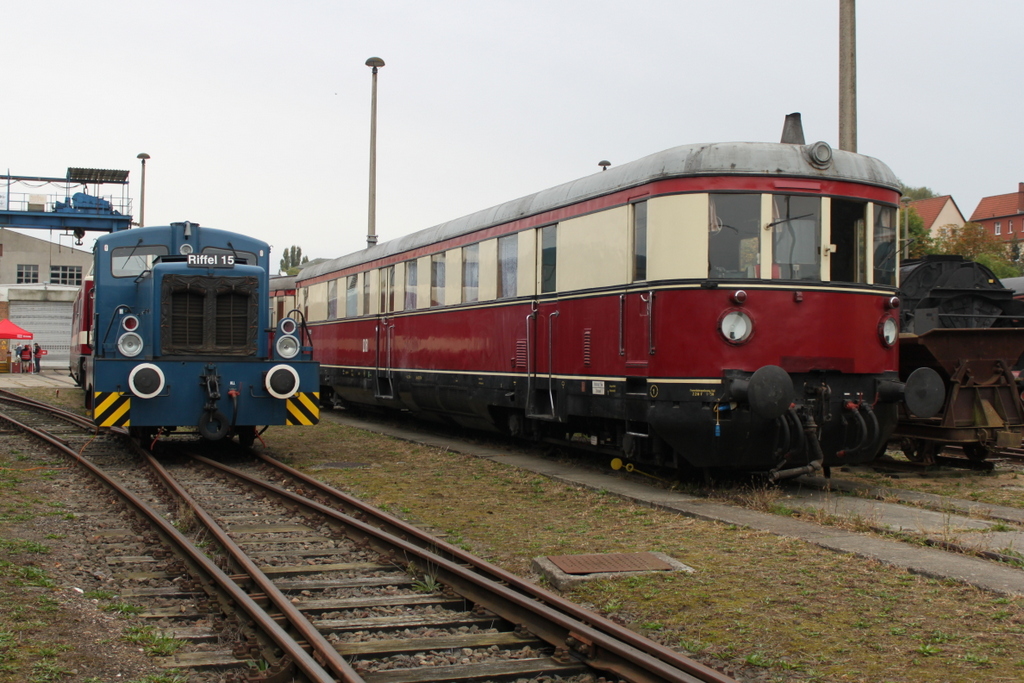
[532,551,695,591]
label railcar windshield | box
[708,194,760,278]
[772,195,821,281]
[111,245,170,278]
[873,205,897,285]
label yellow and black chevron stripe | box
[94,392,130,427]
[286,392,320,425]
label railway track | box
[0,389,737,683]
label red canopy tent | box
[0,319,33,340]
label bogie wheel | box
[236,426,257,449]
[901,438,943,465]
[962,443,993,462]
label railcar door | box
[527,300,561,419]
[622,289,654,375]
[374,316,394,399]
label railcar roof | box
[300,141,900,281]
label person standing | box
[13,344,22,372]
[19,344,32,373]
[33,343,42,374]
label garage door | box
[10,300,73,372]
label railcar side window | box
[430,253,445,306]
[708,194,760,279]
[345,275,358,317]
[327,279,338,319]
[462,244,479,303]
[540,225,557,293]
[363,273,371,315]
[873,205,897,285]
[111,245,169,277]
[405,260,418,309]
[772,195,821,281]
[633,201,648,281]
[497,234,517,298]
[379,266,395,313]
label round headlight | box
[720,310,753,344]
[265,364,300,399]
[276,334,300,359]
[879,316,898,347]
[118,332,144,357]
[128,363,165,399]
[279,317,298,336]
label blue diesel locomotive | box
[75,221,319,445]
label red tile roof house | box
[970,183,1024,243]
[908,195,965,238]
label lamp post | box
[136,153,150,227]
[366,57,384,248]
[901,195,911,259]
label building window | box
[633,201,647,281]
[404,260,418,310]
[1010,220,1014,234]
[497,234,517,298]
[345,275,358,317]
[462,244,479,303]
[17,264,39,284]
[995,221,1002,236]
[50,265,82,286]
[430,253,446,306]
[540,225,557,293]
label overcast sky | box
[4,1,1020,268]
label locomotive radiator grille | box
[93,392,130,427]
[286,392,320,425]
[161,275,258,355]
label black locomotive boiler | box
[893,255,1024,462]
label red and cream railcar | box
[297,132,939,476]
[69,275,94,386]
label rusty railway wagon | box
[894,255,1024,463]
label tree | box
[897,182,937,201]
[930,222,1022,278]
[280,245,309,276]
[905,207,932,258]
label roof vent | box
[805,141,834,169]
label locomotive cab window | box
[201,247,257,265]
[708,194,760,279]
[112,245,170,278]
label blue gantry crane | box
[1,167,133,241]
